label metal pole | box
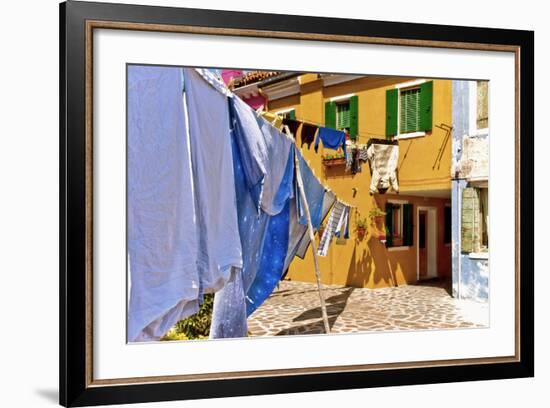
[293,150,331,334]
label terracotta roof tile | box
[234,71,282,87]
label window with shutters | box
[386,80,432,139]
[385,201,414,248]
[399,87,421,134]
[326,95,358,139]
[336,101,351,132]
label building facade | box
[232,72,463,290]
[451,80,489,301]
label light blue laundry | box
[127,66,200,342]
[184,68,243,296]
[256,117,294,215]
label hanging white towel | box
[366,143,399,193]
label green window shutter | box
[402,204,414,246]
[400,88,420,133]
[385,203,394,248]
[385,89,398,138]
[419,81,433,131]
[349,95,359,139]
[461,187,480,253]
[325,101,336,129]
[336,102,350,129]
[288,109,296,120]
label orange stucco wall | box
[269,75,453,288]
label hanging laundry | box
[366,141,400,194]
[351,147,362,174]
[230,96,269,209]
[282,195,308,273]
[184,67,243,295]
[318,201,347,257]
[335,206,351,239]
[257,117,294,215]
[345,147,354,172]
[296,150,325,229]
[295,190,336,259]
[210,98,295,338]
[314,127,347,158]
[127,66,200,343]
[359,145,369,162]
[260,110,283,129]
[300,123,318,149]
[282,117,301,138]
[245,199,290,316]
[210,111,270,339]
[209,267,248,339]
[344,207,350,239]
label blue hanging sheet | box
[210,99,295,337]
[210,102,270,339]
[245,199,291,317]
[296,151,325,229]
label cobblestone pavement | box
[247,279,488,336]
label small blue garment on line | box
[296,151,325,229]
[314,127,347,158]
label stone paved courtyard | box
[247,279,488,336]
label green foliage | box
[368,206,386,219]
[163,293,214,340]
[355,217,369,229]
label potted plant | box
[322,152,346,167]
[369,206,386,221]
[355,217,368,240]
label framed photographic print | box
[59,0,534,406]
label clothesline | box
[284,115,390,143]
[199,76,358,211]
[279,125,357,210]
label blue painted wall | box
[451,81,489,302]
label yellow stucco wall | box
[270,76,453,288]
